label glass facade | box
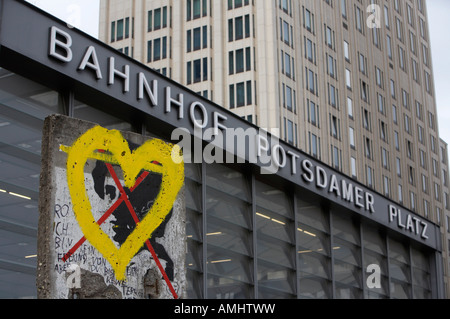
[0,69,63,298]
[0,66,440,299]
[184,159,437,299]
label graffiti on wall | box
[46,123,185,299]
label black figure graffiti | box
[91,140,175,282]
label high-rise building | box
[99,0,450,297]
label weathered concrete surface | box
[37,114,186,299]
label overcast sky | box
[25,0,450,146]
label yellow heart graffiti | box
[64,126,184,281]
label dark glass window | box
[0,68,64,298]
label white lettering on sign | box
[49,26,73,62]
[301,159,375,214]
[389,205,429,239]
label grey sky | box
[25,0,450,146]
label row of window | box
[187,0,208,21]
[228,47,252,75]
[147,6,169,32]
[187,26,208,52]
[185,161,434,299]
[147,37,169,63]
[110,17,132,42]
[187,58,209,85]
[229,81,254,109]
[228,15,251,42]
[228,0,251,10]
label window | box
[365,137,372,159]
[229,47,252,75]
[327,55,336,78]
[406,140,413,159]
[309,133,320,158]
[147,37,168,62]
[363,109,371,131]
[425,71,432,95]
[308,100,319,126]
[111,21,116,42]
[284,52,292,78]
[287,119,294,145]
[332,146,341,170]
[396,157,402,177]
[228,19,233,42]
[412,59,419,83]
[235,16,243,40]
[390,79,396,98]
[355,6,363,33]
[384,5,390,28]
[361,81,368,102]
[367,166,374,188]
[398,185,403,203]
[229,81,253,108]
[306,68,317,95]
[154,8,162,30]
[325,26,334,49]
[283,84,295,112]
[186,57,207,84]
[351,157,357,177]
[305,38,316,63]
[347,97,353,119]
[404,114,411,134]
[283,20,290,45]
[345,69,351,88]
[341,0,347,18]
[236,49,244,73]
[422,44,429,66]
[399,46,406,71]
[193,0,201,19]
[117,19,124,41]
[375,67,383,88]
[392,105,398,124]
[187,30,192,52]
[349,127,355,148]
[420,18,427,40]
[377,94,385,114]
[380,121,387,141]
[358,53,366,74]
[386,35,393,59]
[384,176,391,197]
[303,7,314,33]
[193,27,201,50]
[330,115,340,139]
[402,90,409,109]
[245,15,250,38]
[153,38,161,61]
[382,148,389,169]
[236,82,245,107]
[394,131,399,150]
[343,41,350,61]
[0,71,68,299]
[193,59,201,83]
[328,84,337,108]
[410,31,417,55]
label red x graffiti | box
[62,156,178,299]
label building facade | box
[99,0,450,296]
[0,0,446,299]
